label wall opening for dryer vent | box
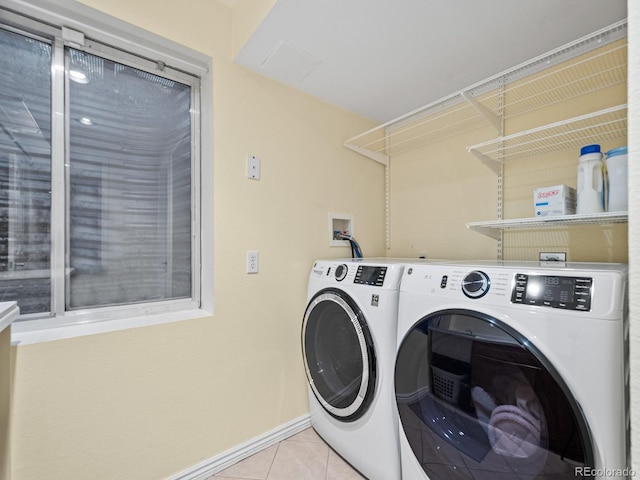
[329,213,353,247]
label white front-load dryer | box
[302,258,404,480]
[395,261,629,480]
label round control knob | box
[462,270,490,299]
[335,264,348,281]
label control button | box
[462,270,490,299]
[440,275,448,288]
[335,264,348,281]
[511,273,528,304]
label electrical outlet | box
[247,251,259,273]
[539,252,566,262]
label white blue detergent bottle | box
[576,144,605,214]
[605,146,628,212]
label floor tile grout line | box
[214,428,365,480]
[323,440,330,480]
[264,441,280,480]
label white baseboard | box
[168,414,312,480]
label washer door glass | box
[302,288,376,421]
[395,309,594,479]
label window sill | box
[0,302,20,334]
[12,307,212,345]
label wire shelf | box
[344,21,627,163]
[467,211,628,239]
[467,104,627,173]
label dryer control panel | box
[310,260,404,291]
[354,265,387,286]
[511,273,593,311]
[330,264,388,286]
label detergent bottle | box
[576,144,604,214]
[605,146,628,212]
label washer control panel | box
[511,273,593,311]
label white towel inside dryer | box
[471,386,497,435]
[487,384,545,458]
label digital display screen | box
[512,274,592,311]
[354,266,387,286]
[525,276,575,304]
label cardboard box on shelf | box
[534,185,576,217]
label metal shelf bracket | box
[468,148,502,175]
[460,92,501,132]
[343,142,389,166]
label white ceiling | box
[235,0,627,123]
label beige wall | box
[388,123,499,259]
[8,2,384,479]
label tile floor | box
[210,427,366,480]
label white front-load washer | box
[394,261,629,480]
[302,258,405,480]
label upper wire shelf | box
[344,20,627,164]
[467,104,627,174]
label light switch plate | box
[247,155,260,180]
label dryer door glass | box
[395,309,594,479]
[302,288,376,421]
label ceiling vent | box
[260,41,321,85]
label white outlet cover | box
[247,250,259,273]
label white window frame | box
[3,0,214,344]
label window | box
[66,49,194,310]
[0,7,206,328]
[0,28,52,315]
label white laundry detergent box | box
[534,185,576,217]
